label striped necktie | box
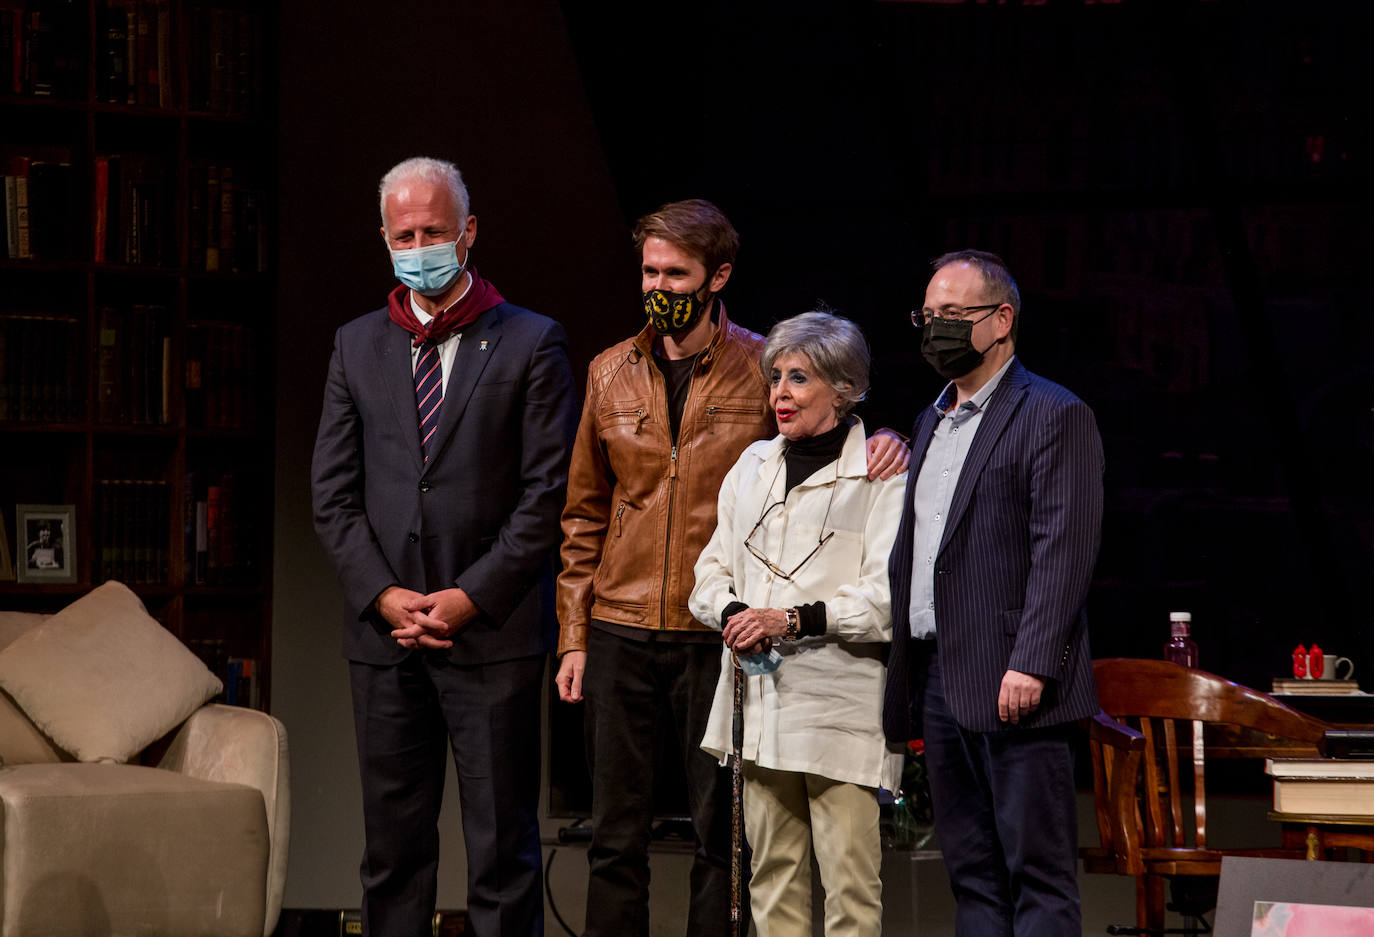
[415,339,443,463]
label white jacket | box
[691,419,906,791]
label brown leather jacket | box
[556,307,774,655]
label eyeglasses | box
[742,473,836,581]
[910,304,1002,329]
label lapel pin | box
[480,340,488,351]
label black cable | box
[545,819,588,937]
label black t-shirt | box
[654,351,700,443]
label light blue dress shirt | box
[909,356,1017,637]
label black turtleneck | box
[783,418,850,495]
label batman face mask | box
[642,280,714,336]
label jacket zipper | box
[605,406,647,434]
[615,500,626,537]
[661,443,678,628]
[705,403,756,433]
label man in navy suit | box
[883,250,1104,937]
[311,156,577,937]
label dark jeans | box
[582,627,740,937]
[922,647,1082,937]
[350,652,545,937]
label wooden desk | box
[1269,811,1374,860]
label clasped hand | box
[723,607,788,655]
[377,585,479,650]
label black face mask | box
[920,308,998,380]
[643,280,713,336]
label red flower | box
[907,739,925,755]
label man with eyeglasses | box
[554,199,908,937]
[882,250,1104,937]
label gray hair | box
[932,248,1021,341]
[378,156,470,224]
[760,311,870,417]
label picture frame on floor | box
[1215,856,1374,937]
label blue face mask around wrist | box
[390,239,468,296]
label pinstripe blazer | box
[882,358,1104,738]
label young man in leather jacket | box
[554,199,907,937]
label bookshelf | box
[0,0,275,709]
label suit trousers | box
[350,651,545,937]
[921,647,1081,937]
[742,763,882,937]
[581,627,737,937]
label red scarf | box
[386,271,506,347]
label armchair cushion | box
[0,689,68,766]
[0,582,222,764]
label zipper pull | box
[615,501,626,536]
[633,407,646,434]
[670,444,678,479]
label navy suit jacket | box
[883,358,1104,738]
[311,300,577,666]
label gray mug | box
[1317,655,1355,680]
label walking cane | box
[731,653,744,937]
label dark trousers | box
[582,627,739,937]
[350,652,545,937]
[922,648,1082,937]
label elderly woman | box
[690,311,906,937]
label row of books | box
[4,149,269,270]
[91,156,269,272]
[95,478,171,584]
[0,309,254,428]
[0,312,82,422]
[187,5,262,116]
[3,152,79,262]
[96,304,172,425]
[97,0,172,107]
[0,1,82,98]
[184,470,257,586]
[93,153,173,266]
[187,163,268,274]
[186,320,254,429]
[3,1,261,114]
[1268,758,1374,817]
[186,639,260,708]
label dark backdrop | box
[554,0,1373,689]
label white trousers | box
[743,762,883,937]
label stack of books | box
[1271,677,1362,696]
[1267,758,1374,815]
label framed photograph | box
[15,504,77,584]
[1215,856,1374,937]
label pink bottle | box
[1163,611,1199,668]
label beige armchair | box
[0,603,289,937]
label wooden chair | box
[1083,658,1330,935]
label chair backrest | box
[1093,658,1328,852]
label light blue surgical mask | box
[737,647,783,676]
[390,238,469,296]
